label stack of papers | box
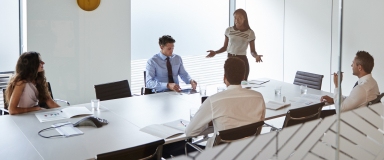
[291,94,323,105]
[266,101,291,110]
[140,119,189,139]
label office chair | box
[1,82,71,114]
[1,89,8,115]
[141,71,156,95]
[185,121,264,156]
[367,93,384,106]
[47,82,70,106]
[96,139,165,160]
[267,102,325,131]
[293,71,324,90]
[94,80,132,101]
[283,102,325,128]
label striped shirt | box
[225,27,256,55]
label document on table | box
[248,78,270,85]
[291,94,323,105]
[35,106,93,122]
[52,122,84,137]
[140,119,189,139]
[266,101,291,110]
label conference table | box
[1,78,333,160]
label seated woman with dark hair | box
[5,51,60,115]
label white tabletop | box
[2,78,333,159]
[164,79,333,120]
[9,104,161,160]
[0,115,43,160]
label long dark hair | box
[5,51,50,104]
[233,9,251,31]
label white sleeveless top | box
[18,82,39,108]
[225,27,256,55]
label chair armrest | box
[185,141,204,157]
[1,108,9,115]
[54,99,70,106]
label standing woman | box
[207,9,262,80]
[5,51,60,115]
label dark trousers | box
[227,53,250,80]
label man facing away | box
[321,50,380,112]
[146,35,197,92]
[185,57,266,148]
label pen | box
[180,121,187,127]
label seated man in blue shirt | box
[146,35,197,92]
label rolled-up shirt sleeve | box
[185,99,212,137]
[178,58,192,84]
[334,86,366,113]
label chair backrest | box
[141,71,157,95]
[201,96,208,104]
[144,71,147,87]
[47,82,54,99]
[368,92,384,106]
[213,121,264,146]
[283,102,325,128]
[96,139,164,160]
[141,87,156,95]
[94,80,132,101]
[293,71,324,90]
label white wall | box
[237,0,285,81]
[26,0,131,104]
[331,0,384,95]
[0,0,20,71]
[284,0,333,92]
[131,0,228,60]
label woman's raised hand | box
[206,50,216,58]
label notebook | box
[140,119,189,139]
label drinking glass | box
[91,99,100,111]
[300,85,308,94]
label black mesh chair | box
[268,102,325,131]
[141,71,156,95]
[1,89,8,115]
[185,121,264,155]
[94,80,132,101]
[367,93,384,106]
[293,71,324,90]
[283,102,325,128]
[96,139,164,160]
[46,82,70,106]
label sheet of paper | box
[35,110,68,122]
[35,106,92,123]
[140,124,183,139]
[163,119,189,131]
[52,122,84,137]
[290,94,323,105]
[266,101,291,110]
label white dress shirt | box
[185,85,266,148]
[334,74,380,112]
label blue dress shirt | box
[146,52,192,92]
